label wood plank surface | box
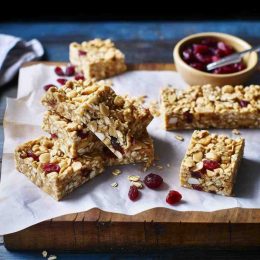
[3,62,260,250]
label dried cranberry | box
[217,42,234,56]
[57,78,67,85]
[203,159,220,170]
[128,185,139,201]
[77,130,89,139]
[193,44,210,55]
[191,171,203,179]
[201,38,217,47]
[183,111,193,123]
[54,66,65,76]
[20,153,28,159]
[43,84,56,92]
[78,50,87,56]
[27,150,39,161]
[195,53,212,64]
[144,173,163,189]
[51,133,58,139]
[65,65,75,76]
[166,190,182,205]
[74,74,85,81]
[181,38,246,74]
[192,184,203,191]
[182,48,194,62]
[42,163,60,174]
[239,99,249,108]
[111,137,124,154]
[190,62,205,71]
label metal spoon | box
[206,45,260,71]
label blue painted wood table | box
[1,21,260,259]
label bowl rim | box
[173,32,258,78]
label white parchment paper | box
[1,64,260,235]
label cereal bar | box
[15,137,104,200]
[161,84,260,130]
[42,111,104,158]
[41,80,153,158]
[70,38,127,80]
[180,130,245,196]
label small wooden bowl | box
[173,32,258,86]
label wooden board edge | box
[21,61,175,70]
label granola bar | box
[42,111,104,158]
[180,130,245,196]
[14,137,104,200]
[42,111,154,167]
[41,80,153,158]
[104,132,154,169]
[70,38,127,80]
[161,84,260,130]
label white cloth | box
[0,34,44,86]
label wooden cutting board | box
[4,62,260,251]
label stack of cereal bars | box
[15,39,154,200]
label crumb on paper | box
[42,250,48,258]
[131,181,143,189]
[175,135,184,141]
[112,169,121,176]
[157,165,163,170]
[149,100,161,117]
[128,175,140,182]
[232,129,241,135]
[48,256,57,260]
[111,182,118,188]
[166,163,170,168]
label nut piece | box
[205,152,220,161]
[175,135,184,141]
[183,157,195,168]
[111,182,118,188]
[99,103,110,116]
[131,181,143,189]
[128,175,140,182]
[39,153,50,163]
[232,129,240,135]
[190,161,203,172]
[192,151,203,162]
[188,177,200,185]
[112,169,121,176]
[71,161,82,172]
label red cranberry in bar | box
[78,50,87,56]
[57,78,67,85]
[128,185,139,201]
[166,190,182,205]
[192,184,203,191]
[203,159,220,171]
[54,66,65,76]
[144,173,163,189]
[77,130,89,139]
[239,99,249,107]
[74,74,85,81]
[27,150,39,161]
[42,163,60,174]
[51,133,58,139]
[191,171,203,179]
[183,111,193,123]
